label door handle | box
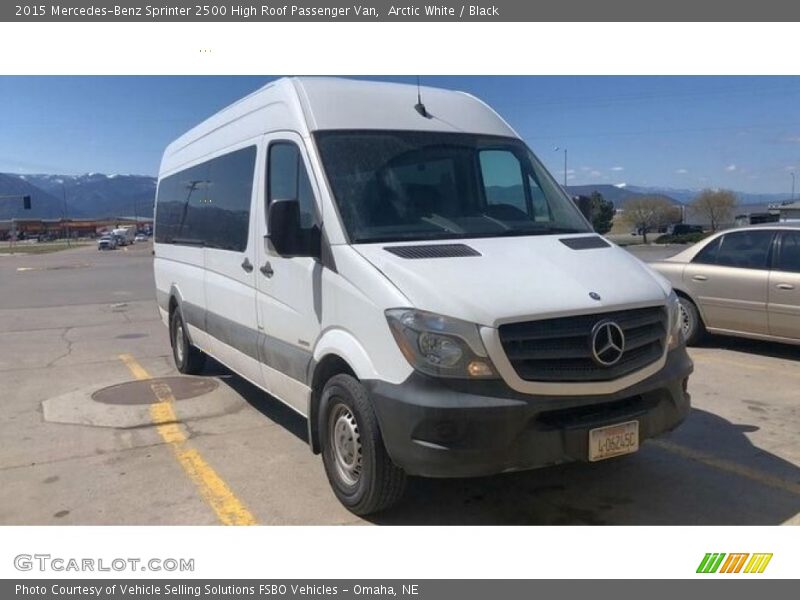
[776,283,795,290]
[260,262,274,278]
[241,258,254,273]
[692,275,708,281]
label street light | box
[554,146,567,187]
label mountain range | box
[0,172,793,220]
[0,173,156,220]
[565,184,682,208]
[565,184,794,210]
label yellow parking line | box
[651,439,800,499]
[118,353,151,381]
[118,354,258,526]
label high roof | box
[292,77,518,136]
[160,77,518,174]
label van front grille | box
[498,306,667,383]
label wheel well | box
[308,354,356,454]
[673,289,691,301]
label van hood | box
[353,235,671,327]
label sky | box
[2,75,800,194]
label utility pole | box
[792,171,796,202]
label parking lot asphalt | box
[0,242,798,525]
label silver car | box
[650,223,800,346]
[97,235,117,250]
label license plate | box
[588,421,639,462]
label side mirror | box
[572,195,594,224]
[267,198,320,258]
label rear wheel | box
[319,374,406,515]
[169,309,205,374]
[678,296,705,346]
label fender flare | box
[305,329,382,454]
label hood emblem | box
[590,320,625,367]
[589,292,602,301]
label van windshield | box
[314,130,590,244]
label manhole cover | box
[116,333,148,339]
[92,377,218,405]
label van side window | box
[154,163,208,245]
[154,145,256,252]
[204,147,257,251]
[479,149,529,220]
[268,142,318,229]
[478,149,554,223]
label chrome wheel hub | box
[679,303,693,337]
[329,403,362,486]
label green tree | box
[590,191,615,234]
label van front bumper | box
[365,347,692,478]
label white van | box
[154,77,692,515]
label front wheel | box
[678,296,705,346]
[319,374,406,515]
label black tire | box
[169,309,206,374]
[678,296,705,346]
[319,373,406,515]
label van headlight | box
[667,291,684,350]
[385,309,497,379]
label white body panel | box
[353,235,669,327]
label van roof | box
[160,77,519,175]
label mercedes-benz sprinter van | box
[154,77,692,515]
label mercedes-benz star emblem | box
[590,320,625,367]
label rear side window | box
[692,236,722,265]
[267,142,318,229]
[776,231,800,273]
[702,230,775,269]
[155,145,256,251]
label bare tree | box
[689,189,737,232]
[622,196,678,244]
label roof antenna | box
[414,76,432,119]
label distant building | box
[0,217,152,240]
[778,201,800,221]
[734,211,780,227]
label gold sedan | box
[650,224,800,345]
